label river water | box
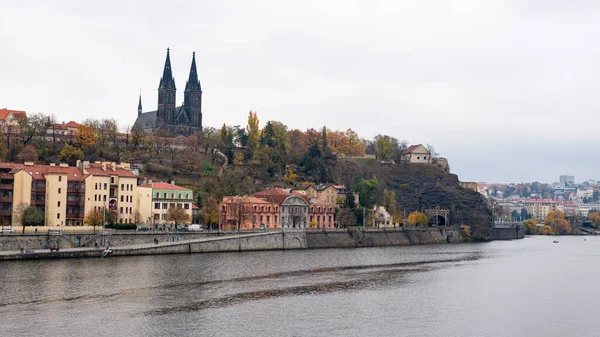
[0,236,598,337]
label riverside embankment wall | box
[491,227,524,240]
[0,227,465,260]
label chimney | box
[111,162,116,171]
[170,180,175,186]
[49,163,55,167]
[101,163,106,171]
[76,160,81,168]
[148,180,153,185]
[59,163,68,167]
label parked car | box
[137,226,150,232]
[176,224,187,231]
[1,227,13,234]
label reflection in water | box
[1,237,599,337]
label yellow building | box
[80,161,138,224]
[0,161,137,226]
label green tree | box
[376,136,394,161]
[58,144,84,164]
[15,204,44,233]
[261,121,289,152]
[356,177,379,207]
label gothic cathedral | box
[134,49,202,136]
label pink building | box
[220,196,280,230]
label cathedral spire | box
[185,51,201,92]
[159,48,176,90]
[138,93,142,116]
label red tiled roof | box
[86,164,136,177]
[0,109,26,121]
[252,188,309,204]
[221,196,273,204]
[402,144,427,154]
[0,162,86,181]
[138,182,190,190]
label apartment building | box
[137,181,193,226]
[0,161,137,226]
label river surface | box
[0,236,598,337]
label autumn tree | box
[523,218,540,235]
[246,110,260,159]
[407,211,428,225]
[58,144,84,165]
[167,206,191,226]
[17,145,38,163]
[545,210,571,235]
[202,196,220,230]
[85,209,104,232]
[130,124,145,149]
[76,124,98,148]
[345,128,365,156]
[337,208,357,228]
[229,198,253,231]
[588,211,600,228]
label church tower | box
[157,48,176,126]
[184,52,202,129]
[138,94,142,116]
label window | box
[58,188,61,194]
[94,195,97,201]
[120,207,123,214]
[58,176,62,182]
[156,193,159,198]
[57,201,60,207]
[104,183,107,190]
[171,193,174,198]
[184,204,189,210]
[57,213,60,219]
[179,193,181,199]
[155,203,160,209]
[162,203,167,209]
[121,184,124,191]
[95,183,98,190]
[103,195,107,202]
[120,196,124,202]
[267,215,270,222]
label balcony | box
[66,213,83,220]
[67,200,84,206]
[31,185,46,193]
[0,184,14,190]
[0,210,12,216]
[0,196,12,202]
[31,200,45,206]
[67,187,85,194]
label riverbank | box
[0,227,468,260]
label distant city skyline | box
[2,1,600,183]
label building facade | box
[138,182,193,228]
[400,144,431,163]
[134,49,203,136]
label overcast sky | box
[2,0,599,183]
